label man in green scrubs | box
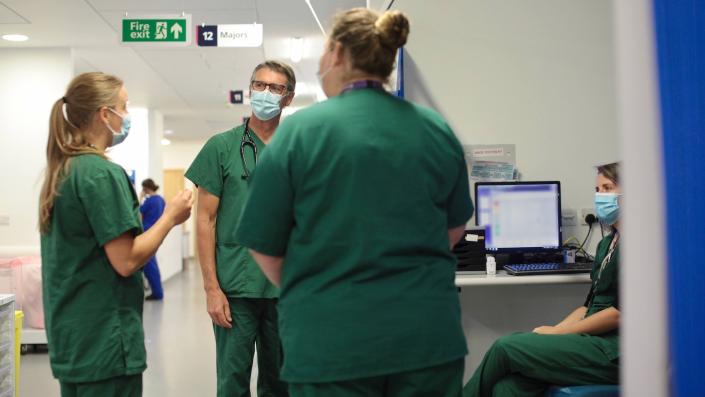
[43,154,145,396]
[186,60,295,397]
[234,9,473,396]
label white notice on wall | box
[217,24,263,47]
[463,144,518,182]
[472,147,505,158]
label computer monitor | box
[475,181,562,253]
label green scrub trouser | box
[59,374,142,397]
[214,297,288,397]
[462,332,619,397]
[288,358,464,397]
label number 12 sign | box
[197,24,263,47]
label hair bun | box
[375,10,409,49]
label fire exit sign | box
[122,15,191,46]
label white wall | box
[156,228,184,282]
[0,48,73,250]
[148,110,165,188]
[109,107,150,185]
[163,139,206,259]
[163,139,204,171]
[614,1,668,396]
[396,0,618,253]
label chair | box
[545,385,620,397]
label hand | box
[165,189,193,226]
[206,287,232,328]
[533,325,562,335]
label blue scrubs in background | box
[140,194,166,299]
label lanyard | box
[340,80,385,94]
[586,232,619,310]
[597,232,619,281]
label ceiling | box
[0,0,369,140]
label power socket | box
[580,208,596,225]
[561,208,577,226]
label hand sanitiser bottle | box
[486,255,496,276]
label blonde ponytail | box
[39,73,123,234]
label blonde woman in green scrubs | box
[39,72,192,397]
[235,8,473,397]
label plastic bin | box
[0,296,14,397]
[12,312,21,397]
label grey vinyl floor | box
[19,262,260,396]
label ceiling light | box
[2,34,29,42]
[305,0,326,36]
[161,138,171,146]
[290,37,304,63]
[164,129,174,135]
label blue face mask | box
[107,108,131,146]
[251,90,283,121]
[594,193,620,225]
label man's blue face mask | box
[594,193,621,225]
[250,90,283,121]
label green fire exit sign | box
[122,16,191,45]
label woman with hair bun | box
[235,8,473,397]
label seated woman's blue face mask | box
[594,193,620,225]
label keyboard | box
[504,262,593,276]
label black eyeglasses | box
[251,80,288,95]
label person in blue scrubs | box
[140,178,166,300]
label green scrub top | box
[40,154,145,383]
[583,233,620,360]
[185,124,279,298]
[235,88,474,383]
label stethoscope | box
[241,118,257,180]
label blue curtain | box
[652,1,705,396]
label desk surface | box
[455,270,591,286]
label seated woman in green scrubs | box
[235,8,474,397]
[463,162,622,397]
[39,72,193,397]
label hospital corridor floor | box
[19,262,262,396]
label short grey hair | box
[249,60,296,93]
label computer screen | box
[475,181,562,252]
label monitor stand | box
[494,251,563,266]
[493,252,526,266]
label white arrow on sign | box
[170,23,183,39]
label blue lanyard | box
[340,80,385,94]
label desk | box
[455,270,592,381]
[456,271,591,286]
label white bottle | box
[486,255,497,276]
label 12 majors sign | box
[197,24,263,47]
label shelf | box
[0,296,12,307]
[21,327,47,345]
